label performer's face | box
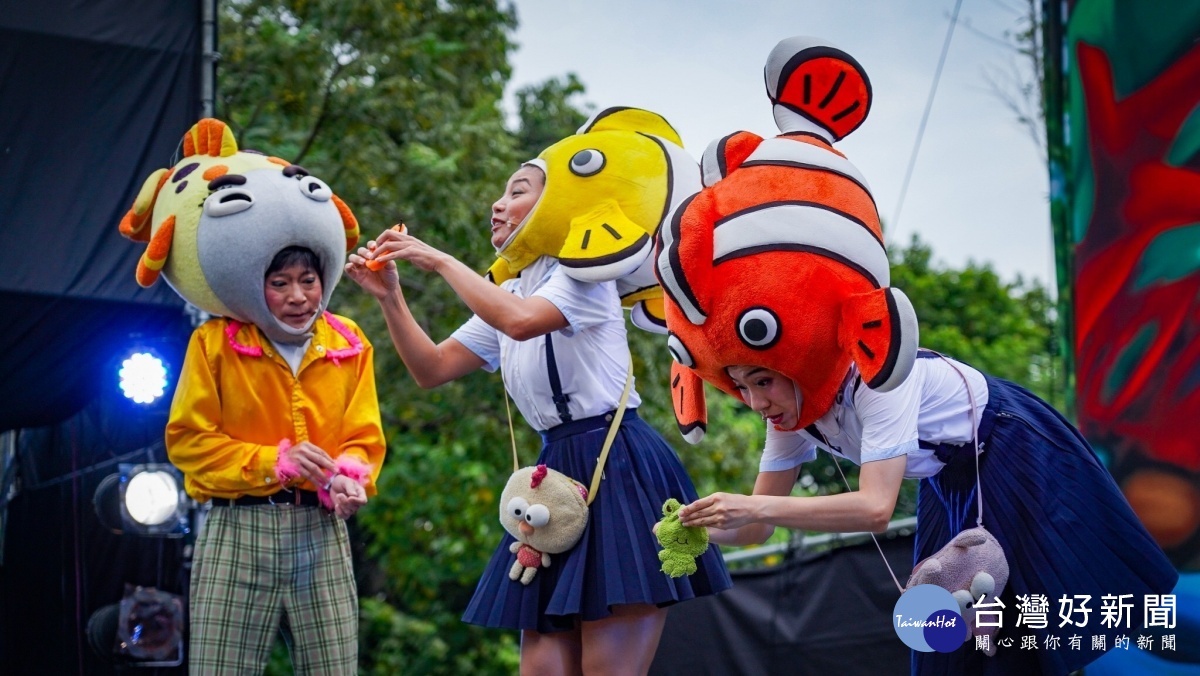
[490,165,544,249]
[264,264,323,329]
[727,365,800,429]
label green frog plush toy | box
[656,499,709,577]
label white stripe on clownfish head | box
[771,107,835,143]
[711,203,889,288]
[656,192,708,326]
[740,137,875,203]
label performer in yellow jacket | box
[120,119,384,675]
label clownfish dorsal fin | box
[578,107,683,147]
[764,36,872,143]
[181,118,239,158]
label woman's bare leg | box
[579,604,668,676]
[521,627,583,676]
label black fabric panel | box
[0,0,200,304]
[0,292,192,433]
[651,535,914,675]
[0,0,202,430]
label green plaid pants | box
[189,504,358,675]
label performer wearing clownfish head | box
[657,36,1176,675]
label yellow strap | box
[587,360,634,506]
[504,392,519,473]
[502,359,635,507]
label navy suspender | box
[544,333,572,423]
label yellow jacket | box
[166,313,385,502]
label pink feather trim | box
[316,455,372,511]
[274,439,302,485]
[225,313,362,366]
[335,455,371,484]
[225,321,263,357]
[322,312,364,366]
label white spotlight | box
[124,470,181,527]
[118,352,168,404]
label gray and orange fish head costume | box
[656,37,919,443]
[117,118,360,345]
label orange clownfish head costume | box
[656,36,919,443]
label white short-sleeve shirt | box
[450,256,641,431]
[759,354,988,479]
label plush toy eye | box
[569,149,606,177]
[524,504,550,528]
[667,333,694,368]
[298,176,332,202]
[507,497,530,520]
[202,189,254,217]
[737,307,781,349]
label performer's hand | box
[346,230,401,299]
[329,475,368,519]
[369,228,452,273]
[678,492,758,530]
[285,441,338,486]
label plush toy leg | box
[509,561,523,582]
[520,567,537,586]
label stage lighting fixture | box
[94,464,189,537]
[118,351,169,404]
[87,586,184,667]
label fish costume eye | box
[667,333,695,367]
[298,175,332,202]
[737,307,781,349]
[569,149,606,176]
[507,496,530,520]
[524,504,550,527]
[203,187,254,217]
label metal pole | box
[200,0,218,118]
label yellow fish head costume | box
[488,107,701,334]
[118,119,360,344]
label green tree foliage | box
[511,73,592,160]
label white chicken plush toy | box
[499,465,590,585]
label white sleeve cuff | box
[861,439,918,464]
[449,331,499,372]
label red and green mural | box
[1050,0,1200,569]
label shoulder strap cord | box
[545,332,573,423]
[504,356,635,508]
[814,353,983,595]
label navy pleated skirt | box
[913,375,1178,676]
[462,409,732,633]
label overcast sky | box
[504,0,1054,288]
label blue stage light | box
[118,352,168,404]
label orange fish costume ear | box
[656,36,918,444]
